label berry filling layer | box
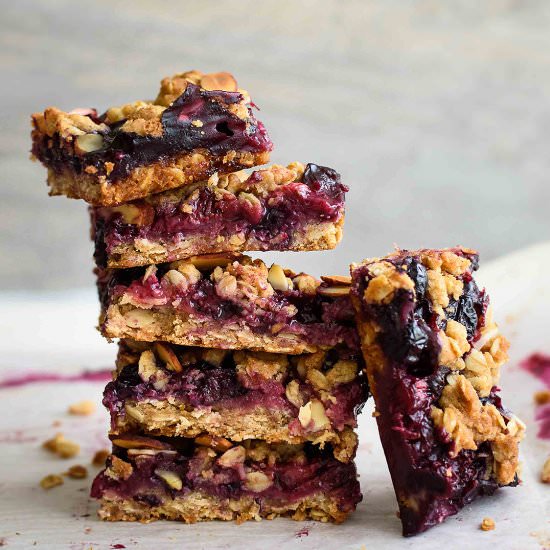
[104,340,367,445]
[350,247,524,536]
[100,256,359,351]
[92,163,347,265]
[91,436,362,520]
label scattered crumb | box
[92,448,110,467]
[52,420,62,427]
[541,457,550,483]
[0,537,6,546]
[84,527,92,534]
[535,390,550,406]
[68,400,96,416]
[43,433,80,458]
[40,474,64,489]
[480,517,495,531]
[372,410,380,417]
[64,464,88,479]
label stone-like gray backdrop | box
[2,0,549,290]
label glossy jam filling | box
[103,266,359,350]
[90,444,361,509]
[32,84,272,181]
[352,251,516,535]
[95,164,347,255]
[103,349,367,432]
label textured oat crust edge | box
[103,307,328,354]
[96,490,353,524]
[349,247,524,484]
[111,401,357,461]
[46,149,270,206]
[105,220,344,268]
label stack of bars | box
[31,70,368,524]
[31,69,525,536]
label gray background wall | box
[2,0,549,290]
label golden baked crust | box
[44,149,269,206]
[96,491,352,524]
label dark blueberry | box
[183,367,245,406]
[407,260,427,299]
[116,365,142,387]
[302,163,348,199]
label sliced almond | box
[142,265,157,283]
[285,379,305,408]
[75,133,104,153]
[127,448,177,457]
[155,469,183,490]
[188,253,237,271]
[267,264,289,291]
[298,400,330,432]
[154,342,183,373]
[200,71,238,92]
[306,369,329,390]
[317,286,350,297]
[320,275,352,286]
[123,309,156,329]
[217,445,246,468]
[163,269,186,286]
[110,204,154,227]
[138,350,158,382]
[194,434,233,452]
[244,471,272,492]
[111,435,170,450]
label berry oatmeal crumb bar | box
[31,70,272,206]
[98,254,358,354]
[104,339,367,458]
[349,246,525,536]
[91,435,362,524]
[92,162,346,268]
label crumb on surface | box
[541,457,550,483]
[40,473,64,489]
[68,400,96,416]
[480,517,496,531]
[64,464,88,479]
[92,449,110,467]
[43,433,80,458]
[534,390,550,406]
